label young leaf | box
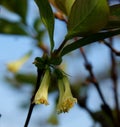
[61,29,120,56]
[0,18,28,35]
[55,0,75,15]
[66,0,109,40]
[35,0,55,51]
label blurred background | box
[0,0,120,127]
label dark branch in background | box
[80,48,106,104]
[79,47,116,126]
[103,38,120,124]
[24,69,44,127]
[103,41,120,56]
[109,38,120,124]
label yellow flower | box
[7,51,32,73]
[57,79,65,113]
[33,69,50,105]
[57,76,77,113]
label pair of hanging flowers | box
[33,60,77,113]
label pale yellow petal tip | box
[7,51,32,73]
[34,97,49,105]
[62,97,77,108]
[57,97,77,114]
[7,63,18,73]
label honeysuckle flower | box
[33,69,50,105]
[7,51,32,73]
[57,76,77,113]
[57,79,65,113]
[61,76,77,112]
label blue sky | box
[1,32,120,127]
[0,0,120,127]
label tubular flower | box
[7,51,32,73]
[57,76,77,113]
[57,79,65,113]
[33,69,50,105]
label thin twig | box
[79,47,116,124]
[55,39,67,55]
[80,48,106,104]
[24,69,44,127]
[109,39,120,123]
[103,40,120,56]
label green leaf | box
[15,73,36,85]
[0,18,28,35]
[35,0,55,51]
[61,29,120,56]
[5,73,36,87]
[66,0,109,39]
[33,18,45,41]
[0,0,28,24]
[105,4,120,30]
[55,0,75,15]
[33,18,43,32]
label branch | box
[103,40,120,56]
[24,69,44,127]
[54,39,67,56]
[79,47,115,124]
[109,39,120,123]
[80,48,106,104]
